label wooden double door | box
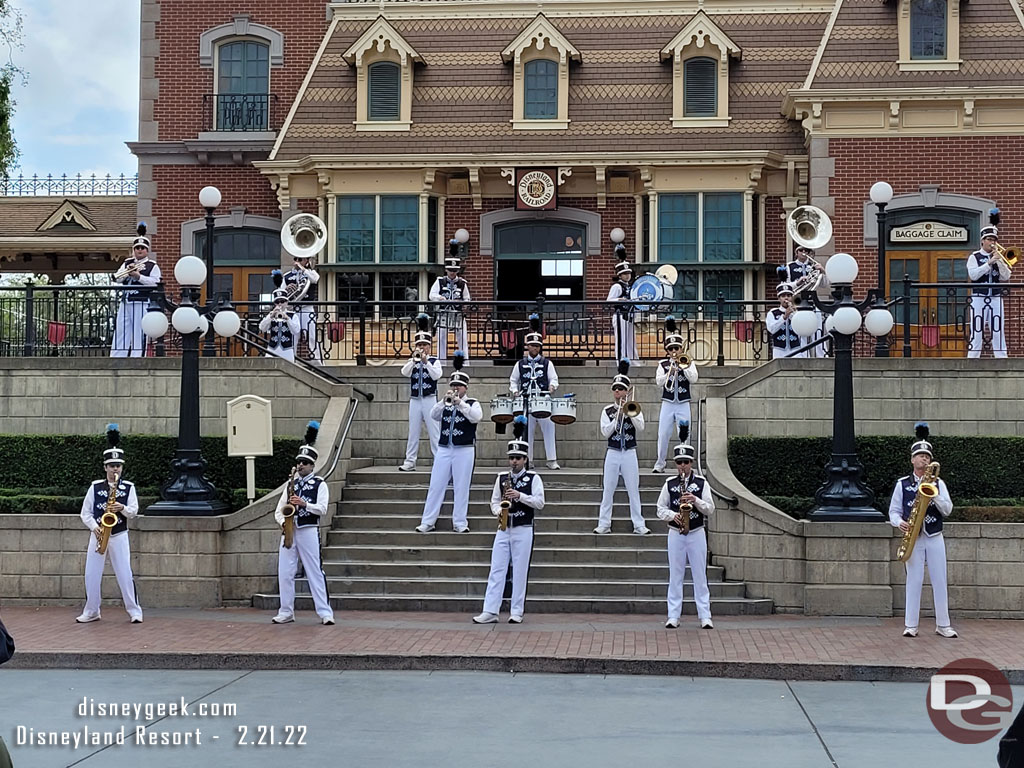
[888,250,969,357]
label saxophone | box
[896,461,940,563]
[96,470,121,555]
[670,480,692,534]
[281,466,298,549]
[498,473,511,532]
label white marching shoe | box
[271,613,295,624]
[415,523,435,533]
[473,612,498,624]
[508,615,523,624]
[75,612,101,624]
[700,618,714,629]
[593,526,611,535]
[546,461,561,470]
[665,618,680,629]
[935,626,958,638]
[902,626,918,637]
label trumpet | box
[413,349,425,363]
[444,389,457,406]
[113,259,144,281]
[281,465,298,549]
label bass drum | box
[549,395,577,425]
[490,396,515,424]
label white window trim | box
[344,17,423,132]
[502,14,581,131]
[660,11,741,128]
[898,0,961,72]
[334,194,422,266]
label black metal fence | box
[0,173,138,196]
[202,93,281,132]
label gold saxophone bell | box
[96,511,119,555]
[896,461,940,563]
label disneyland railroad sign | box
[515,168,558,211]
[890,221,969,243]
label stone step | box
[323,544,672,565]
[350,441,668,463]
[326,529,684,548]
[323,560,724,581]
[342,467,687,487]
[330,511,684,533]
[339,487,668,503]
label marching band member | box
[111,223,161,358]
[417,352,483,533]
[283,253,322,363]
[399,313,442,472]
[607,256,638,362]
[652,316,697,473]
[76,424,143,624]
[967,211,1011,358]
[782,247,827,357]
[766,282,807,358]
[656,422,715,629]
[272,421,334,625]
[259,282,301,363]
[509,315,560,470]
[888,422,957,639]
[473,416,545,625]
[595,360,650,535]
[429,245,471,362]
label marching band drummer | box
[399,314,442,472]
[76,424,143,625]
[272,422,334,625]
[473,416,545,625]
[656,422,714,630]
[429,245,471,362]
[888,422,957,639]
[259,279,301,363]
[509,315,560,470]
[416,352,483,533]
[967,212,1011,359]
[111,223,161,358]
[607,256,638,362]
[282,253,322,363]
[595,360,650,536]
[652,316,697,474]
[766,282,807,358]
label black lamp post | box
[869,181,894,358]
[199,185,221,357]
[142,198,242,516]
[792,253,894,522]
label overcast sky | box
[9,0,139,178]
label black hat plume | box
[106,423,121,449]
[665,315,677,334]
[304,420,320,447]
[453,351,465,371]
[914,421,929,441]
[272,269,283,288]
[678,419,690,444]
[513,414,528,441]
[136,222,147,238]
[989,208,1001,227]
[416,313,430,333]
[529,314,541,334]
[617,358,630,377]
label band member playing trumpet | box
[473,416,545,625]
[509,315,560,470]
[967,213,1011,359]
[429,248,471,362]
[596,359,649,535]
[399,314,442,472]
[653,316,697,473]
[259,284,301,363]
[766,282,808,358]
[887,422,956,639]
[283,254,322,363]
[417,352,483,533]
[112,223,161,358]
[656,422,715,629]
[607,256,638,362]
[273,421,334,625]
[77,424,143,624]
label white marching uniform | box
[419,397,484,530]
[259,311,301,363]
[274,475,334,622]
[111,259,161,358]
[401,355,443,468]
[766,306,809,358]
[509,356,559,464]
[888,475,954,629]
[784,259,827,358]
[283,265,322,363]
[598,405,647,530]
[429,276,471,361]
[966,249,1010,358]
[654,358,698,471]
[607,280,637,361]
[656,473,715,622]
[79,480,143,621]
[480,470,545,617]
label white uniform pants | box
[297,306,322,363]
[667,527,710,621]
[266,346,296,363]
[612,315,637,362]
[404,397,440,466]
[598,448,645,529]
[481,525,534,616]
[82,531,142,619]
[527,415,556,463]
[968,295,1006,358]
[903,532,950,629]
[655,400,691,470]
[111,301,147,358]
[437,320,468,362]
[420,445,475,529]
[277,525,333,621]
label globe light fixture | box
[453,228,470,244]
[609,227,626,244]
[791,308,819,338]
[142,309,169,339]
[825,252,858,285]
[171,306,202,335]
[174,256,207,287]
[198,185,222,210]
[869,181,893,205]
[213,309,242,337]
[865,307,895,337]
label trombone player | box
[967,212,1011,358]
[112,223,161,358]
[595,359,649,535]
[652,316,697,473]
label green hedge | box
[0,489,274,515]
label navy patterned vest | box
[667,474,706,533]
[90,479,133,536]
[291,474,325,527]
[518,356,550,393]
[899,475,943,537]
[501,470,538,527]
[658,358,692,402]
[613,280,634,318]
[786,260,811,283]
[439,399,478,447]
[769,307,800,349]
[123,260,158,302]
[267,316,295,350]
[970,250,1003,297]
[410,357,439,398]
[604,404,638,451]
[284,267,318,302]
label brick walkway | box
[5,607,1023,682]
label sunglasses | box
[296,460,313,466]
[675,459,692,465]
[133,246,147,250]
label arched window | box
[524,59,558,119]
[910,0,946,59]
[217,40,270,130]
[683,57,717,117]
[368,62,401,121]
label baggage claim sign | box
[890,221,969,243]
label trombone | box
[993,242,1019,271]
[667,348,693,391]
[613,386,641,432]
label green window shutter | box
[684,57,717,117]
[368,62,401,121]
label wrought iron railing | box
[0,173,138,196]
[202,93,280,132]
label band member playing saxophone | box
[652,316,697,473]
[473,416,545,625]
[272,421,334,625]
[595,359,649,535]
[259,283,301,363]
[112,223,161,358]
[77,424,143,624]
[656,422,714,629]
[399,313,442,472]
[888,422,956,638]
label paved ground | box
[3,607,1023,682]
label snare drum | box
[512,396,525,415]
[490,396,515,424]
[549,395,577,425]
[528,392,552,419]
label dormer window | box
[344,17,424,132]
[502,14,581,130]
[524,59,558,119]
[911,0,946,59]
[368,61,401,121]
[660,11,741,128]
[898,0,960,71]
[683,57,717,118]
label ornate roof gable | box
[501,13,581,66]
[343,16,424,67]
[37,200,96,232]
[659,9,742,63]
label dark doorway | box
[494,221,585,302]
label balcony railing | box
[0,173,138,196]
[202,93,280,133]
